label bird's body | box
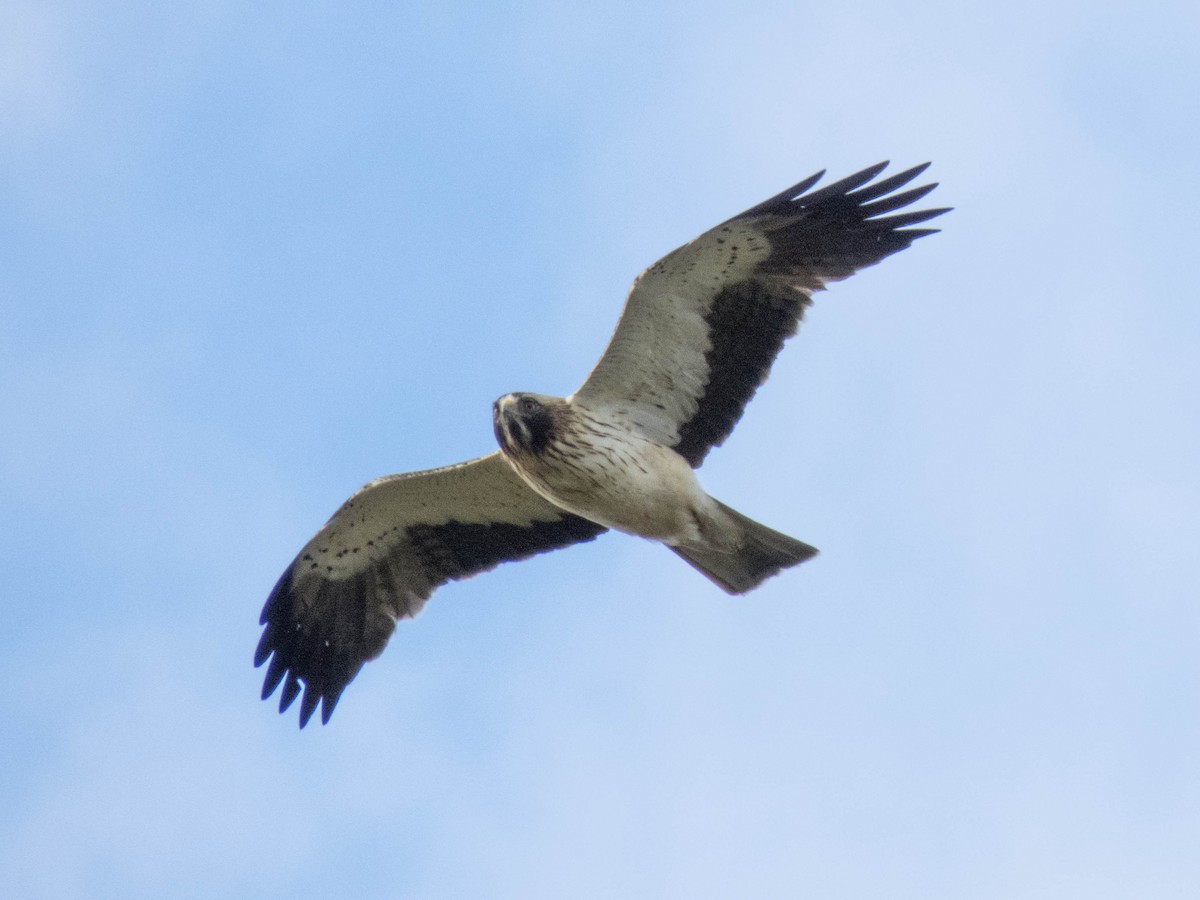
[255,161,950,726]
[494,393,711,545]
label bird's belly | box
[514,438,704,543]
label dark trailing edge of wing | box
[255,513,606,727]
[672,278,808,468]
[672,162,949,467]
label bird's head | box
[493,392,561,457]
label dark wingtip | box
[858,182,939,217]
[298,685,321,729]
[868,207,950,231]
[898,227,943,241]
[733,160,949,227]
[853,161,930,197]
[279,672,301,712]
[256,561,352,728]
[253,621,280,667]
[733,160,948,281]
[320,691,343,725]
[260,654,288,700]
[783,169,826,199]
[732,169,826,220]
[792,161,891,206]
[260,568,293,626]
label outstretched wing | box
[255,452,605,727]
[574,162,949,466]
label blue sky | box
[2,0,1199,897]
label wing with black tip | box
[255,452,606,727]
[575,162,949,466]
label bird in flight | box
[255,161,948,726]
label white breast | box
[508,406,710,544]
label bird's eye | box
[520,397,538,414]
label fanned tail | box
[670,500,818,594]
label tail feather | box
[670,501,818,594]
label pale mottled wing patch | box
[255,452,605,727]
[574,162,948,466]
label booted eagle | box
[256,162,948,726]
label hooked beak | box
[492,394,520,450]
